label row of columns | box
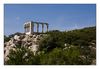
[36,23,48,33]
[24,21,49,34]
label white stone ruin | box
[24,21,49,34]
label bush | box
[5,46,37,65]
[39,31,65,52]
[4,35,10,42]
[39,46,83,65]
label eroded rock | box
[4,34,45,61]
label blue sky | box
[4,4,96,35]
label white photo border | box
[0,0,99,69]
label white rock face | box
[28,44,39,55]
[4,34,46,61]
[14,35,20,41]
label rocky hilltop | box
[4,33,47,61]
[4,27,96,65]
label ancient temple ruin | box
[24,21,49,34]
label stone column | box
[24,27,26,33]
[30,22,32,34]
[42,23,44,33]
[31,22,34,33]
[24,28,26,33]
[46,24,48,32]
[26,27,27,33]
[26,27,30,32]
[33,23,34,33]
[24,25,26,33]
[37,23,39,33]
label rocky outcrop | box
[4,34,46,62]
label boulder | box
[6,42,10,46]
[14,35,20,41]
[31,44,39,55]
[22,35,29,41]
[19,35,25,40]
[31,45,39,51]
[27,42,32,46]
[10,43,16,47]
[29,34,33,38]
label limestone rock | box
[14,35,20,41]
[4,33,45,61]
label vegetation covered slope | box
[4,26,96,65]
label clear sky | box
[4,4,96,35]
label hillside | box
[4,26,96,65]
